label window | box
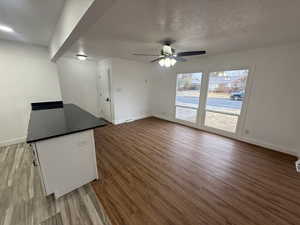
[175,73,202,123]
[204,69,249,133]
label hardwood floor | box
[92,117,300,225]
[0,143,111,225]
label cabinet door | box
[36,130,98,198]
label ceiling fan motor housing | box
[162,45,174,56]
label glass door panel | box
[175,73,202,123]
[204,69,249,133]
[204,111,239,133]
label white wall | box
[56,57,99,117]
[0,40,62,146]
[150,43,300,157]
[111,58,152,124]
[98,58,153,124]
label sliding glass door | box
[174,69,249,135]
[175,73,202,123]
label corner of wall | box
[113,114,152,125]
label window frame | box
[173,66,253,139]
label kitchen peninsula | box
[27,101,107,198]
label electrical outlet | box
[245,129,250,135]
[295,160,300,172]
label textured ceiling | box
[0,0,65,46]
[67,0,300,61]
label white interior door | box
[98,66,112,122]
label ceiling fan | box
[133,39,206,68]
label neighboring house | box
[208,70,248,93]
[191,73,202,89]
[178,71,247,92]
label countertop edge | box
[26,124,106,144]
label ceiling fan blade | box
[177,51,206,57]
[133,53,160,56]
[150,56,164,63]
[174,57,187,62]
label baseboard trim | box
[239,137,298,157]
[113,114,151,125]
[152,115,298,157]
[0,137,26,147]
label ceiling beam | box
[49,0,116,62]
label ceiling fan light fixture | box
[164,57,171,67]
[170,58,177,66]
[158,58,165,66]
[158,57,177,68]
[134,41,206,67]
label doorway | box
[98,66,112,122]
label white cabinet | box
[34,130,98,198]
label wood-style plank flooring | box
[0,143,111,225]
[92,117,300,225]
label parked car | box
[230,91,245,100]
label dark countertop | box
[27,104,108,143]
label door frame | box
[173,66,254,140]
[97,65,113,122]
